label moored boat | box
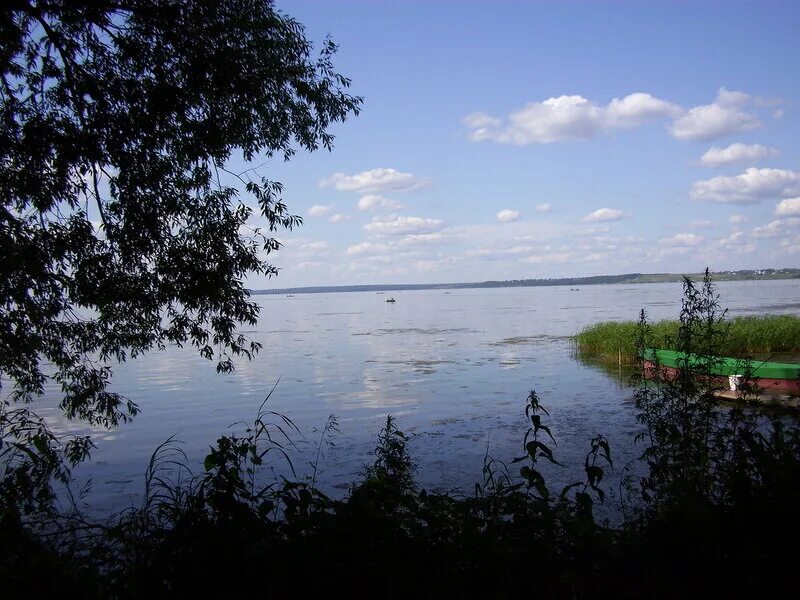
[642,348,800,394]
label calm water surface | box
[35,279,800,512]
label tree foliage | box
[0,0,362,430]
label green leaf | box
[526,440,560,465]
[204,453,218,472]
[586,465,604,487]
[560,482,583,499]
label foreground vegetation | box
[3,5,798,595]
[3,272,800,598]
[575,314,800,364]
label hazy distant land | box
[252,268,800,296]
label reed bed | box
[574,315,800,364]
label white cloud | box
[670,88,760,141]
[496,209,520,222]
[660,233,705,247]
[729,214,748,224]
[581,208,628,222]
[716,230,756,255]
[691,168,800,204]
[357,194,406,211]
[776,197,800,216]
[328,213,350,223]
[698,143,778,167]
[752,220,785,238]
[604,92,683,127]
[464,92,679,144]
[281,239,330,261]
[307,204,333,217]
[294,240,327,252]
[535,203,552,212]
[294,261,325,270]
[320,168,429,194]
[346,242,391,256]
[718,231,745,247]
[396,233,448,247]
[364,215,444,236]
[346,233,450,257]
[718,88,752,106]
[461,112,502,140]
[780,235,800,254]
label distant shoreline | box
[251,268,800,296]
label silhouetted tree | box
[0,0,360,501]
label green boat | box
[642,348,800,393]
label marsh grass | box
[575,314,800,363]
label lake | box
[34,278,800,513]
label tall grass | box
[575,315,800,364]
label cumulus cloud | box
[670,88,760,141]
[396,233,448,247]
[605,92,683,126]
[282,239,330,260]
[328,213,350,223]
[752,220,784,238]
[320,168,429,194]
[729,214,748,224]
[776,197,800,216]
[581,208,628,222]
[718,231,745,247]
[698,143,778,167]
[364,215,444,236]
[346,242,391,256]
[357,194,406,211]
[307,204,333,217]
[780,235,800,254]
[496,209,520,222]
[691,168,800,204]
[463,92,680,144]
[535,203,552,212]
[660,233,705,247]
[296,240,328,252]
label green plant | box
[515,389,558,500]
[575,314,800,364]
[362,415,417,494]
[631,270,800,515]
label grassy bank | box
[574,314,800,364]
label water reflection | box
[32,279,800,512]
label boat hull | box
[644,361,800,394]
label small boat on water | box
[385,297,396,303]
[643,348,800,394]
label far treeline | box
[254,268,800,295]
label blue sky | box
[242,0,800,288]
